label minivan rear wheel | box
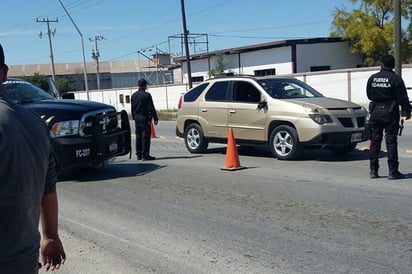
[270,125,303,160]
[184,123,209,153]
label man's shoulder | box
[0,96,48,136]
[0,96,18,118]
[143,91,153,98]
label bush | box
[158,109,177,121]
[127,109,177,121]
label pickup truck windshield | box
[1,79,55,104]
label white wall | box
[75,84,190,113]
[240,47,292,75]
[190,59,210,79]
[296,42,361,72]
[180,41,362,81]
[73,65,412,113]
[225,54,240,74]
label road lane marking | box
[60,215,130,244]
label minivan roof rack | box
[211,73,254,79]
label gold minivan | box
[176,75,367,160]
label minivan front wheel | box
[270,125,303,160]
[184,123,208,153]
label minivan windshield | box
[258,78,323,99]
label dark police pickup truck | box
[1,78,131,171]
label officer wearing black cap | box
[366,55,411,180]
[131,78,158,160]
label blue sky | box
[1,0,357,65]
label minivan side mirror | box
[257,101,267,111]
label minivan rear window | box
[184,83,209,102]
[205,81,229,102]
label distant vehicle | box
[2,78,131,171]
[176,75,367,160]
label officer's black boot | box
[388,170,405,180]
[369,161,379,179]
[369,169,379,179]
[388,161,405,180]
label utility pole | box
[394,0,402,76]
[37,18,58,81]
[89,36,104,90]
[180,0,192,88]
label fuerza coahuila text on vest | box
[371,78,391,88]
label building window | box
[310,66,330,72]
[125,95,130,103]
[254,68,276,76]
[191,76,204,83]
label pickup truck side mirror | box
[62,92,75,99]
[47,77,60,98]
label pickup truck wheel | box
[270,125,303,160]
[327,143,357,154]
[184,123,208,153]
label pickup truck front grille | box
[80,108,119,137]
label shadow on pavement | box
[58,155,201,182]
[206,145,374,162]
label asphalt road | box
[41,121,412,274]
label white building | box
[174,37,363,84]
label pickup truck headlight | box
[50,120,80,137]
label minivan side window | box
[205,81,229,102]
[233,81,260,103]
[184,83,209,102]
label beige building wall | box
[7,59,154,77]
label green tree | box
[21,73,49,91]
[56,78,71,94]
[20,74,71,96]
[331,0,412,66]
[208,52,228,77]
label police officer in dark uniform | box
[131,78,158,161]
[366,55,411,179]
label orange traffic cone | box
[221,128,246,171]
[150,121,157,138]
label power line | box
[89,35,104,89]
[3,0,102,37]
[209,20,331,35]
[209,34,305,40]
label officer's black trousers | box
[369,118,399,172]
[134,120,151,157]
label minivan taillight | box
[177,96,182,109]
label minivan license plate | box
[351,132,362,142]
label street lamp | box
[58,0,89,99]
